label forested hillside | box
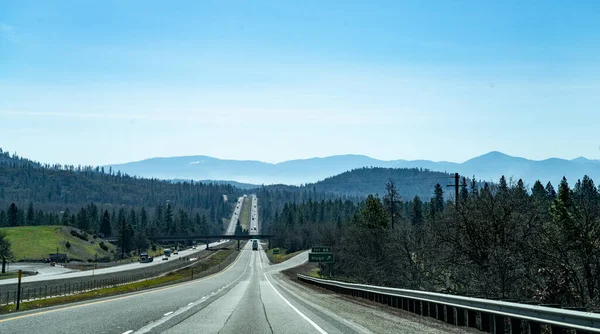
[266,174,600,310]
[307,167,459,200]
[0,149,244,259]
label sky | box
[1,0,600,166]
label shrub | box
[65,241,71,248]
[99,241,109,251]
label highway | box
[1,196,245,286]
[0,240,229,286]
[225,196,244,235]
[0,196,461,333]
[249,194,258,235]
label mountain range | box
[106,151,600,187]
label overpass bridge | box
[148,234,274,250]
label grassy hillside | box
[1,226,117,262]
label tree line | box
[266,175,600,309]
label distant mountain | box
[106,151,600,187]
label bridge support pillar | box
[205,240,210,250]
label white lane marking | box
[188,302,193,306]
[163,311,174,316]
[264,272,328,334]
[122,331,134,334]
[134,250,252,334]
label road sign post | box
[16,270,22,310]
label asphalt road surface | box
[225,196,244,235]
[249,194,258,235]
[0,240,229,286]
[0,242,466,334]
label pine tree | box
[460,177,469,201]
[383,179,400,229]
[165,204,174,235]
[7,203,18,227]
[433,183,444,213]
[545,182,557,201]
[360,195,388,229]
[100,210,111,237]
[411,195,423,226]
[26,202,35,225]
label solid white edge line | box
[263,272,328,334]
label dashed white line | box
[188,302,194,306]
[122,331,134,334]
[163,311,173,316]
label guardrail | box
[297,274,600,334]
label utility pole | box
[446,173,466,207]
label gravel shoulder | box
[278,263,479,334]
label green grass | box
[240,197,251,230]
[0,272,19,280]
[0,226,117,262]
[265,248,305,264]
[0,249,235,314]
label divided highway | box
[0,196,462,333]
[225,197,244,235]
[0,240,229,286]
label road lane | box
[0,240,229,286]
[225,196,244,235]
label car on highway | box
[252,240,258,251]
[173,249,179,255]
[139,252,153,263]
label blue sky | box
[1,0,599,165]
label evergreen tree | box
[165,204,174,235]
[460,177,469,201]
[359,195,387,229]
[433,184,444,213]
[60,208,71,225]
[383,179,400,229]
[7,203,18,227]
[545,182,557,201]
[0,210,6,227]
[100,210,111,237]
[411,195,423,225]
[26,202,35,225]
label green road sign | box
[311,246,332,253]
[273,249,280,254]
[309,253,334,263]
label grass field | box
[0,226,117,262]
[0,272,19,280]
[239,197,252,230]
[265,248,305,264]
